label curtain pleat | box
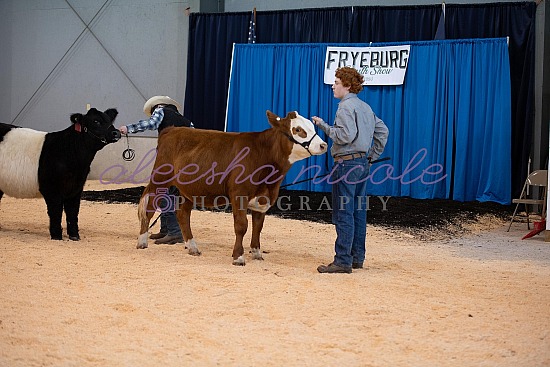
[256,7,352,43]
[185,12,250,131]
[350,5,441,42]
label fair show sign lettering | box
[324,45,410,86]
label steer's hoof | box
[51,236,63,241]
[136,243,148,249]
[69,235,80,241]
[185,239,201,256]
[188,248,201,256]
[250,248,264,260]
[232,256,246,266]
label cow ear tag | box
[74,123,82,133]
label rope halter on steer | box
[285,132,319,156]
[74,122,109,144]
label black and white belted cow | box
[0,108,121,240]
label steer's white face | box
[288,112,327,163]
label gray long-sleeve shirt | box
[316,93,389,161]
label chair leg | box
[507,202,521,232]
[542,193,547,220]
[526,203,531,230]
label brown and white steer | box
[137,110,327,265]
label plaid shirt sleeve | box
[126,108,164,134]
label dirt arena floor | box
[1,181,549,366]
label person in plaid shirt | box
[119,96,194,244]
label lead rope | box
[122,134,135,161]
[149,214,161,230]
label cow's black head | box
[70,108,121,145]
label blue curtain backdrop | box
[226,39,511,204]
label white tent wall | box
[0,0,190,183]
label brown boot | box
[149,231,167,240]
[154,234,184,245]
[317,263,352,274]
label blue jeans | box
[331,156,370,267]
[159,186,182,237]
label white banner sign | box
[324,45,410,86]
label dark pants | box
[331,156,370,267]
[159,186,182,237]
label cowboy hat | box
[143,95,182,116]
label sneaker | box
[149,231,167,240]
[352,262,364,269]
[154,234,184,245]
[317,262,352,274]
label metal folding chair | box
[507,169,547,231]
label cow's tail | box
[136,184,155,249]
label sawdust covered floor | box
[0,180,548,367]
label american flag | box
[248,9,256,44]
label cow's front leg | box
[43,195,64,240]
[250,210,265,260]
[64,193,82,241]
[231,205,248,266]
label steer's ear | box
[70,113,83,124]
[104,108,118,122]
[266,110,281,128]
[286,111,297,120]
